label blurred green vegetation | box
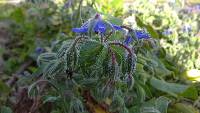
[0,0,200,113]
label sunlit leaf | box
[168,103,199,113]
[180,86,198,100]
[135,16,159,38]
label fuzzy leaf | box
[155,97,171,113]
[79,40,103,68]
[135,16,159,38]
[37,53,57,66]
[150,77,188,96]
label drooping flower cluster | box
[72,14,122,34]
[72,14,151,45]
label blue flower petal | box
[72,27,88,33]
[72,17,123,34]
[35,47,44,54]
[135,30,151,39]
[124,36,133,45]
[94,20,106,33]
[112,24,123,30]
[183,25,192,32]
[162,29,173,36]
[98,26,106,33]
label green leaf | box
[10,7,25,23]
[43,60,65,77]
[110,0,123,9]
[80,78,98,88]
[0,106,12,113]
[105,15,123,25]
[150,77,188,96]
[42,96,60,104]
[140,106,160,113]
[130,96,170,113]
[0,48,4,55]
[0,80,10,94]
[135,16,159,38]
[168,103,199,113]
[180,86,198,100]
[152,58,172,77]
[69,98,85,113]
[135,16,145,28]
[135,83,146,103]
[143,52,171,77]
[79,40,103,68]
[155,96,171,113]
[37,53,57,66]
[145,24,159,38]
[110,45,124,64]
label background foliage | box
[0,0,200,113]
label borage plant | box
[28,14,151,113]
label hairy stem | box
[109,42,133,56]
[104,31,113,42]
[120,25,133,31]
[108,47,117,65]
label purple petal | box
[35,47,44,54]
[112,24,123,30]
[162,29,173,36]
[135,30,151,39]
[124,36,133,45]
[94,20,106,33]
[98,26,106,33]
[72,27,88,33]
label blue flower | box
[35,47,44,54]
[183,25,192,32]
[124,30,151,46]
[93,20,106,33]
[162,29,173,36]
[124,36,133,46]
[135,30,151,39]
[192,4,200,12]
[72,14,122,34]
